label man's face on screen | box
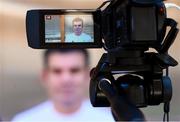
[42,52,89,105]
[73,21,83,36]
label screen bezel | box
[39,9,102,48]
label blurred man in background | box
[65,18,92,42]
[12,49,114,122]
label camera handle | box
[98,78,145,121]
[155,18,179,67]
[159,18,179,54]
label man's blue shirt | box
[65,33,92,43]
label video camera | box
[26,0,179,121]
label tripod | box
[89,18,179,121]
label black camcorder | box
[27,0,168,50]
[26,0,179,120]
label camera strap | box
[163,67,170,122]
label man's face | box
[73,21,83,36]
[42,52,89,105]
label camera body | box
[101,0,166,51]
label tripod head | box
[89,12,178,121]
[90,17,178,106]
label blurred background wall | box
[0,0,179,121]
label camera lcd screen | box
[44,14,94,43]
